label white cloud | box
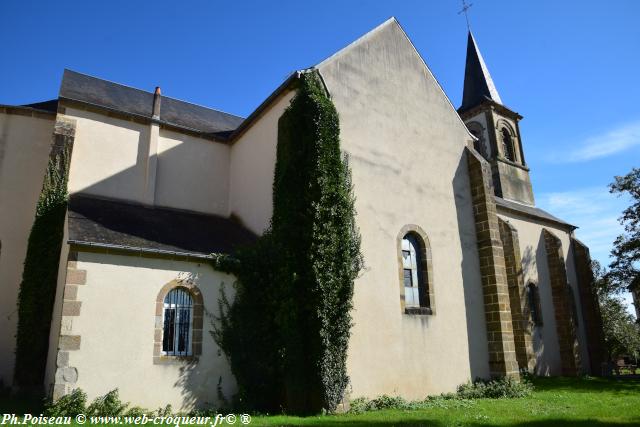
[565,121,640,162]
[537,186,627,265]
[538,186,635,315]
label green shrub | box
[349,394,476,414]
[456,376,533,399]
[124,406,147,417]
[44,388,86,417]
[364,395,409,411]
[153,404,173,417]
[86,389,128,416]
[349,377,532,414]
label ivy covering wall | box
[14,136,72,389]
[213,70,362,414]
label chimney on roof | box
[152,86,161,120]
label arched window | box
[398,225,434,315]
[501,127,516,162]
[467,121,488,159]
[163,287,194,356]
[471,131,485,157]
[527,283,543,326]
[567,284,580,327]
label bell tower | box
[458,31,535,205]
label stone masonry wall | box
[466,148,519,379]
[542,229,582,376]
[52,251,84,400]
[572,238,606,375]
[498,219,535,372]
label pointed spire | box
[460,31,503,111]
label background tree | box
[592,259,640,363]
[607,168,640,294]
[595,167,640,363]
[599,294,640,362]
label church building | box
[0,18,605,410]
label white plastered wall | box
[497,211,590,375]
[65,107,230,216]
[317,18,489,398]
[229,90,296,234]
[64,251,235,410]
[66,108,150,204]
[0,111,54,386]
[155,129,229,216]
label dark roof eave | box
[69,239,217,261]
[59,97,232,143]
[458,98,522,121]
[495,197,577,231]
[0,104,57,117]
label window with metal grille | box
[162,288,193,356]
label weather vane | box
[458,0,473,30]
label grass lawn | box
[1,377,639,426]
[250,377,640,426]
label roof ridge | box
[161,94,244,120]
[62,69,152,97]
[63,69,244,119]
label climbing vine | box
[213,70,362,414]
[14,137,72,388]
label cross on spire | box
[458,0,473,30]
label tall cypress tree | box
[273,70,362,413]
[213,70,362,414]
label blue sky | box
[2,1,638,303]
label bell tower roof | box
[460,31,503,111]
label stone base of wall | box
[52,252,84,400]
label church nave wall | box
[496,212,591,376]
[46,250,237,411]
[316,18,490,399]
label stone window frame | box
[397,224,435,315]
[154,280,203,364]
[496,119,519,164]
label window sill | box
[496,157,529,171]
[404,307,433,316]
[153,355,198,365]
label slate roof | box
[460,31,503,112]
[68,195,257,257]
[59,70,244,138]
[495,197,575,229]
